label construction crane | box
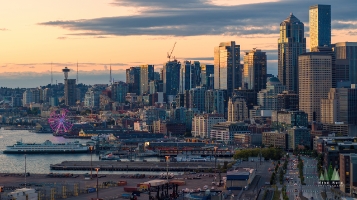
[167,42,177,61]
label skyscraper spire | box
[77,61,79,84]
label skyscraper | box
[335,42,357,84]
[299,52,332,122]
[163,60,181,96]
[278,13,306,93]
[140,64,154,95]
[243,48,267,93]
[111,81,128,103]
[227,95,249,122]
[257,77,286,110]
[321,86,357,125]
[179,61,200,93]
[63,67,77,106]
[126,67,141,95]
[309,4,331,50]
[200,64,214,88]
[214,41,241,96]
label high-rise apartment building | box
[257,77,286,110]
[163,60,181,96]
[205,90,225,115]
[309,4,331,50]
[299,52,332,122]
[335,42,357,84]
[201,64,214,88]
[126,67,141,95]
[214,41,241,97]
[84,87,100,108]
[140,65,154,95]
[192,113,225,138]
[22,89,33,106]
[179,61,200,93]
[188,87,206,112]
[227,96,249,122]
[277,90,299,111]
[111,81,128,103]
[243,48,267,92]
[64,79,77,106]
[320,86,357,125]
[278,13,306,93]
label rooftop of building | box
[281,13,303,25]
[299,52,333,56]
[227,168,255,176]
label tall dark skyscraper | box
[309,4,331,50]
[62,67,77,106]
[126,67,141,95]
[243,48,267,93]
[278,13,306,93]
[201,64,214,88]
[214,41,241,97]
[163,60,181,96]
[179,61,200,93]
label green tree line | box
[233,148,283,160]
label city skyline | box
[1,0,357,87]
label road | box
[285,154,333,200]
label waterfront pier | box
[50,161,218,172]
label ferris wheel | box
[48,109,73,134]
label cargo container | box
[124,187,138,192]
[117,181,127,186]
[169,180,186,186]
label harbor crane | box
[167,42,177,61]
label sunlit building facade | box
[243,48,267,93]
[278,13,306,93]
[214,41,241,97]
[299,52,332,122]
[309,4,331,50]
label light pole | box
[165,156,170,183]
[165,156,170,198]
[214,146,218,182]
[89,146,93,179]
[95,167,100,200]
[24,150,27,188]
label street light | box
[24,150,27,188]
[165,156,170,198]
[89,146,93,179]
[165,156,170,183]
[214,146,218,183]
[95,167,100,200]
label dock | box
[50,161,218,172]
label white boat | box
[3,140,88,154]
[100,153,120,160]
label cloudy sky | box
[1,0,356,88]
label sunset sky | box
[1,0,356,87]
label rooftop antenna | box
[51,62,53,85]
[77,61,79,84]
